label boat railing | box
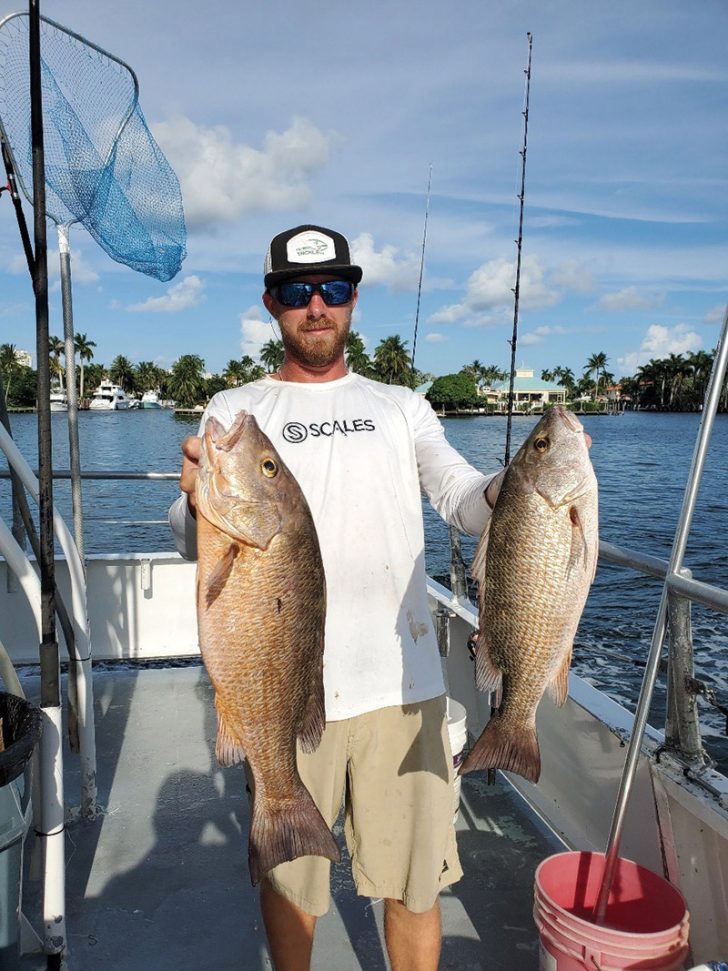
[2,463,726,781]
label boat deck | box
[16,664,564,970]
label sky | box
[0,0,726,381]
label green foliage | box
[373,335,414,386]
[427,372,480,410]
[260,339,284,373]
[168,354,206,409]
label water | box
[2,408,727,773]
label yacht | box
[140,389,162,409]
[48,388,67,412]
[88,381,131,411]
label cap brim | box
[265,264,363,289]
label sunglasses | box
[272,280,355,308]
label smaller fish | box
[461,406,598,783]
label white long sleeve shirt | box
[169,373,493,721]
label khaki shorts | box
[263,694,462,917]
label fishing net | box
[0,12,186,281]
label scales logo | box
[282,418,376,443]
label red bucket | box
[534,851,689,970]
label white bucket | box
[446,697,467,820]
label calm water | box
[2,408,728,772]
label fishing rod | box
[411,163,432,373]
[503,31,533,467]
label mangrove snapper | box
[461,405,598,783]
[195,410,339,884]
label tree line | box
[1,337,725,413]
[0,331,429,410]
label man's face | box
[263,275,357,369]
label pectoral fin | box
[205,542,240,607]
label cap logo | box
[287,230,336,264]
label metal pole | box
[28,0,67,962]
[593,305,728,923]
[57,223,85,561]
[665,589,705,763]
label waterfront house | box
[491,367,566,413]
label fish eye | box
[534,437,549,453]
[261,458,278,478]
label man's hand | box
[180,435,201,516]
[484,469,506,510]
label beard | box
[280,313,351,368]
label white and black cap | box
[264,225,363,289]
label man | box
[169,224,502,971]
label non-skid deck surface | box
[17,666,562,970]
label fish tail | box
[460,714,541,783]
[248,783,341,886]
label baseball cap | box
[264,225,363,288]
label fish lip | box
[551,405,582,433]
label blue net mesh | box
[0,13,186,282]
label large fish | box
[460,405,598,783]
[195,410,340,884]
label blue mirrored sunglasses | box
[272,280,355,308]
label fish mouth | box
[551,405,583,433]
[204,411,255,452]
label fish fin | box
[248,782,341,886]
[215,710,246,767]
[460,713,540,783]
[205,542,240,608]
[298,676,326,754]
[547,646,572,707]
[470,517,491,584]
[474,639,503,696]
[566,504,598,582]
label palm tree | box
[345,331,373,376]
[168,354,206,408]
[481,365,506,388]
[686,350,714,410]
[0,343,19,404]
[74,332,96,401]
[584,352,608,399]
[135,361,164,392]
[223,359,247,386]
[373,335,412,386]
[260,339,284,373]
[552,366,576,396]
[49,335,65,383]
[109,355,135,392]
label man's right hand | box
[180,435,201,516]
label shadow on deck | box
[17,665,563,970]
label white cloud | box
[520,325,568,346]
[705,304,726,323]
[597,286,655,312]
[239,306,277,361]
[429,254,559,327]
[551,260,595,295]
[350,233,420,290]
[617,323,702,375]
[127,275,205,312]
[152,115,333,232]
[424,332,447,343]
